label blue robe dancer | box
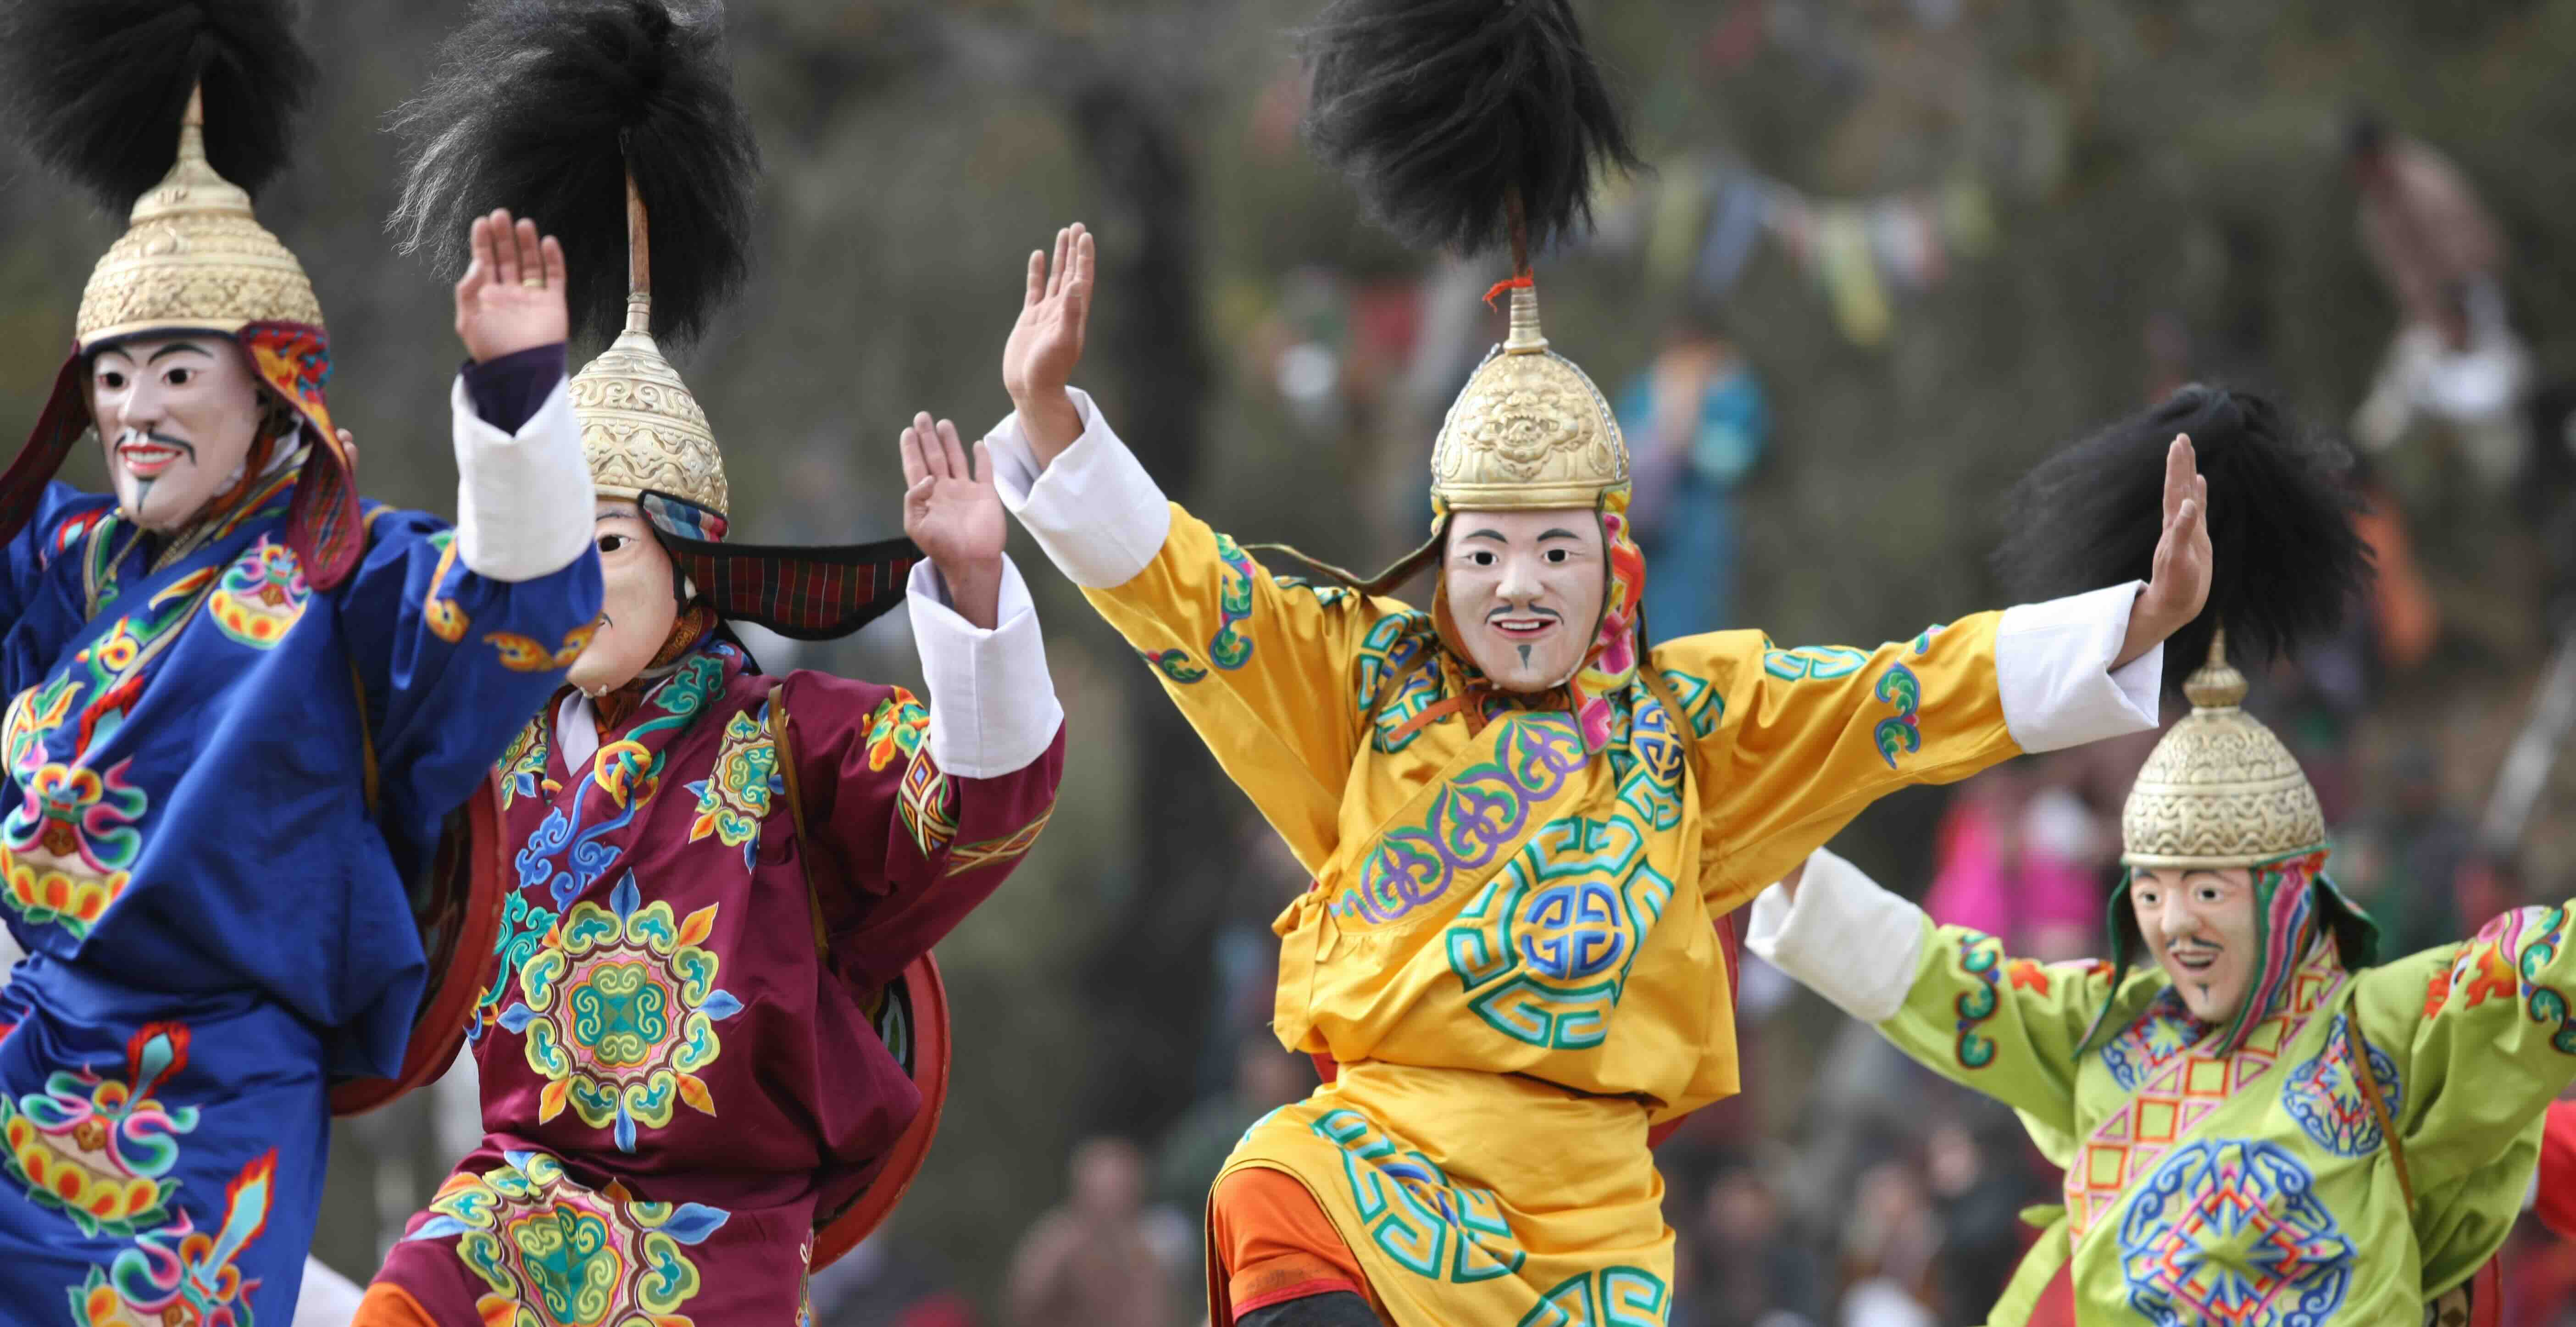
[0,2,600,1320]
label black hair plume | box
[0,0,318,210]
[390,0,758,345]
[1301,0,1641,258]
[1992,386,2372,688]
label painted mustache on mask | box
[112,430,199,463]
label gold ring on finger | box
[520,277,545,289]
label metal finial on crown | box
[571,172,729,518]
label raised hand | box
[901,413,1005,630]
[2115,434,2212,669]
[455,209,569,364]
[1001,224,1096,463]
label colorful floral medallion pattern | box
[72,1150,278,1327]
[0,556,226,939]
[401,1149,729,1327]
[1310,1108,1525,1286]
[0,1024,196,1238]
[500,874,744,1154]
[2279,1014,2402,1158]
[2432,906,2576,1055]
[1338,714,1589,927]
[683,707,780,873]
[2115,1138,2353,1327]
[205,537,308,649]
[862,689,931,773]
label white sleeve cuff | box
[909,555,1064,778]
[450,375,594,583]
[1744,848,1926,1024]
[986,386,1173,589]
[1994,581,2163,753]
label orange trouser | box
[350,1282,439,1327]
[1209,1166,1388,1323]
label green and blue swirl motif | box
[1210,533,1258,670]
[1953,931,2002,1069]
[1873,663,1923,769]
[1138,648,1208,685]
[2516,905,2575,1055]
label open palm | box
[455,209,570,363]
[1002,224,1095,406]
[900,413,1005,574]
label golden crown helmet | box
[2120,628,2329,870]
[1302,0,1642,523]
[0,0,366,587]
[1430,285,1629,514]
[77,87,326,349]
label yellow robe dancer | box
[943,5,2214,1321]
[953,236,2215,1327]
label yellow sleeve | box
[1079,504,1388,872]
[1659,616,2017,912]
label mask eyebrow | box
[1538,528,1585,543]
[146,342,214,364]
[1458,528,1508,544]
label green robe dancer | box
[1747,636,2565,1327]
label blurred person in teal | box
[1617,303,1769,641]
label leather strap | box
[2346,1011,2414,1207]
[768,682,831,961]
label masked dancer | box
[929,2,2237,1321]
[356,3,1065,1323]
[0,0,602,1320]
[1749,390,2575,1325]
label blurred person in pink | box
[1006,1138,1184,1327]
[1920,764,2105,962]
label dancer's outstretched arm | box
[975,225,1390,874]
[1748,848,2138,1138]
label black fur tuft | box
[1992,386,2373,688]
[391,0,758,346]
[0,0,318,210]
[1301,0,1641,258]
